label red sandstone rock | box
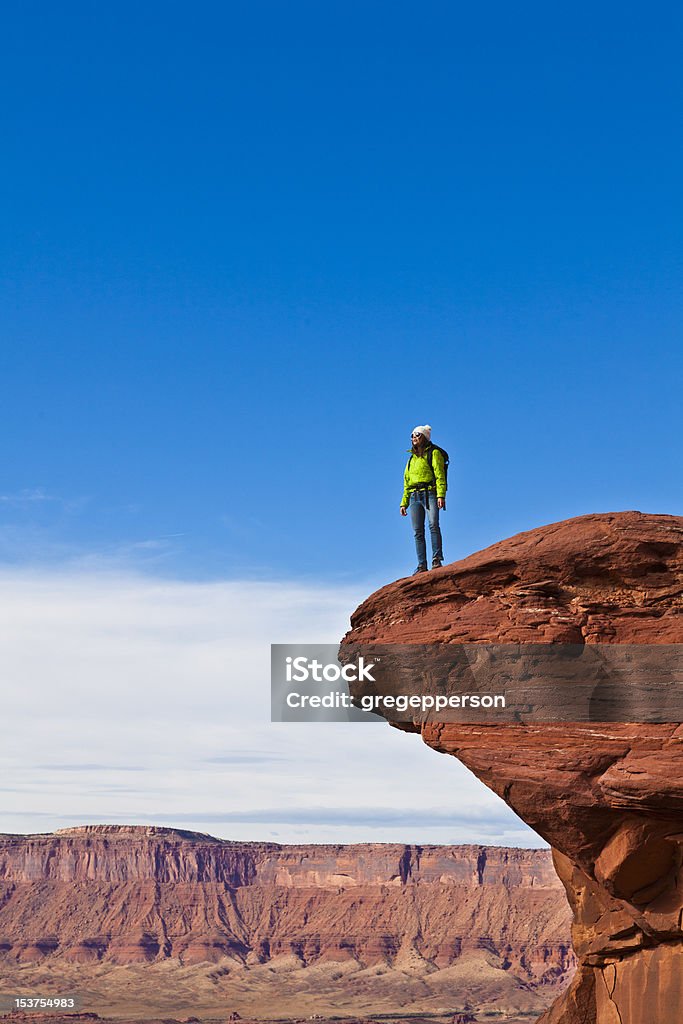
[344,512,683,1024]
[0,826,571,1008]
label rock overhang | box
[341,511,683,1024]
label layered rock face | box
[344,512,683,1024]
[0,825,571,994]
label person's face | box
[412,432,425,446]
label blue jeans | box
[409,489,443,567]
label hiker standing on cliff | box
[400,425,447,575]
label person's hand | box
[437,497,446,510]
[400,506,408,516]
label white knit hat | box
[412,424,432,441]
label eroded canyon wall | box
[0,825,571,993]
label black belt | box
[409,483,436,507]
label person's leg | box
[426,494,444,566]
[409,493,427,570]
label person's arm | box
[432,449,447,499]
[400,457,411,511]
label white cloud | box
[0,488,55,504]
[0,568,541,846]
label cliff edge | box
[343,511,683,1024]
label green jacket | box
[401,446,447,506]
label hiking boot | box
[413,564,428,575]
[431,559,443,569]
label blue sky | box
[2,1,681,581]
[0,4,681,844]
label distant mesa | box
[344,511,683,1024]
[0,827,571,1018]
